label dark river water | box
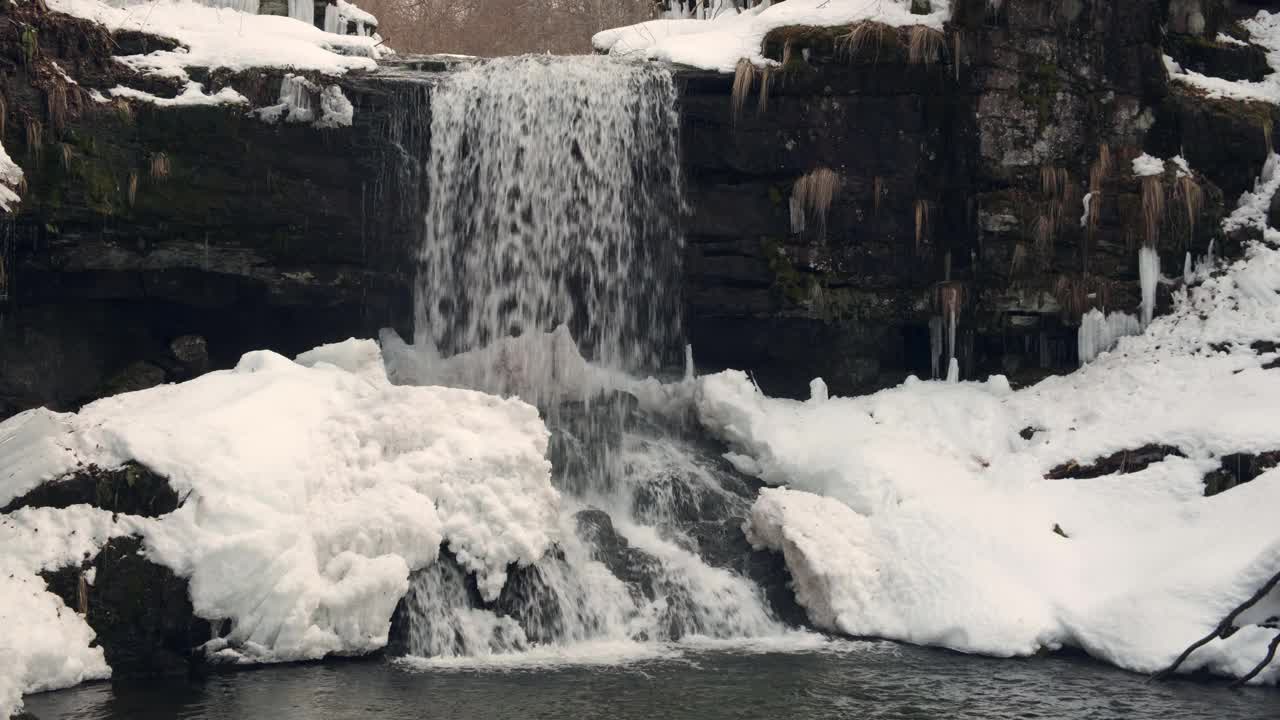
[25,641,1279,720]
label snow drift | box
[698,235,1280,683]
[0,340,558,718]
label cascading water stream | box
[386,56,796,662]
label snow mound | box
[48,0,381,107]
[0,139,22,213]
[594,0,951,73]
[701,237,1280,683]
[0,339,558,716]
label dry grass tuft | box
[757,67,772,114]
[1265,122,1274,156]
[839,21,898,63]
[1141,176,1165,249]
[908,26,945,65]
[150,152,171,180]
[873,176,885,218]
[915,198,931,253]
[1174,175,1203,243]
[128,171,139,207]
[25,119,43,158]
[1033,214,1054,259]
[46,83,68,132]
[59,143,74,171]
[1010,242,1029,276]
[732,58,757,122]
[794,167,842,237]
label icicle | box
[683,344,695,381]
[929,316,942,379]
[325,3,342,33]
[1078,309,1141,365]
[946,357,960,383]
[1183,251,1193,284]
[789,194,806,234]
[288,0,315,26]
[809,378,828,402]
[1139,246,1160,328]
[1080,192,1093,228]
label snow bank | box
[594,0,951,73]
[0,139,22,213]
[1164,11,1280,105]
[1131,153,1166,177]
[48,0,380,107]
[701,235,1280,682]
[0,339,558,715]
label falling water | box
[417,55,684,384]
[391,56,794,661]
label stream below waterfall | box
[26,644,1278,719]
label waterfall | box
[417,56,684,389]
[390,56,794,662]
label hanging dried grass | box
[793,167,842,237]
[127,171,139,207]
[1141,176,1165,249]
[757,67,772,114]
[839,21,898,63]
[908,26,945,65]
[150,151,171,180]
[915,198,931,252]
[731,58,757,122]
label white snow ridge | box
[0,340,558,718]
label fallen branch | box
[1151,568,1280,682]
[1230,631,1280,688]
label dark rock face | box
[1045,444,1186,480]
[678,0,1260,398]
[1204,451,1280,496]
[1,461,179,516]
[0,4,418,420]
[42,536,212,684]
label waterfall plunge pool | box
[25,641,1277,719]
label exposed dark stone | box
[1252,340,1279,355]
[1053,523,1070,538]
[1046,444,1186,479]
[168,334,210,377]
[1020,426,1040,441]
[103,360,167,396]
[44,536,211,684]
[1,461,179,516]
[1203,451,1280,496]
[1164,33,1271,82]
[385,551,485,656]
[574,508,660,601]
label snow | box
[1225,154,1280,235]
[1131,153,1166,177]
[254,74,353,127]
[0,339,559,715]
[326,0,378,35]
[47,0,380,107]
[0,139,22,213]
[594,0,951,73]
[1164,11,1280,105]
[109,82,248,107]
[700,221,1280,683]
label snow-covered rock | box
[47,0,381,108]
[0,339,559,717]
[594,0,950,73]
[701,235,1280,683]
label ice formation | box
[254,75,354,128]
[0,340,558,717]
[1139,246,1161,328]
[1077,309,1141,364]
[1164,12,1280,105]
[594,0,951,73]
